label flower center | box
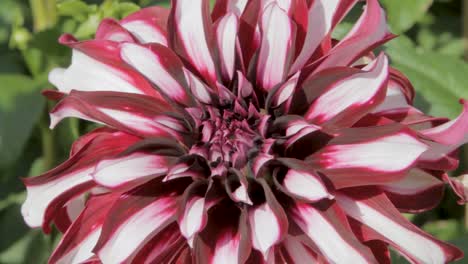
[194,106,259,172]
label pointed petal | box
[372,68,414,114]
[130,223,185,264]
[256,3,295,91]
[53,195,86,233]
[249,180,288,258]
[443,173,468,204]
[336,191,463,263]
[307,125,428,188]
[291,202,377,263]
[94,180,182,263]
[381,169,444,213]
[120,43,194,106]
[49,37,164,98]
[169,0,218,85]
[280,235,321,263]
[49,193,116,264]
[21,130,138,230]
[50,91,188,140]
[275,168,332,202]
[92,152,175,189]
[215,13,239,82]
[305,54,389,129]
[120,6,170,45]
[314,0,393,72]
[421,99,468,147]
[289,0,357,74]
[194,203,251,264]
[212,0,248,21]
[95,18,137,42]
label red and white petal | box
[372,74,413,114]
[215,13,239,82]
[315,0,393,72]
[179,196,207,241]
[185,70,216,104]
[289,0,357,74]
[308,125,428,189]
[170,0,218,85]
[291,202,377,263]
[94,184,180,263]
[92,152,174,189]
[267,71,300,114]
[53,194,86,233]
[22,130,138,230]
[120,6,169,45]
[418,140,459,171]
[120,43,194,106]
[249,181,288,258]
[130,223,185,264]
[256,3,295,91]
[212,0,248,20]
[96,18,137,42]
[336,192,463,263]
[280,235,320,263]
[422,99,468,146]
[279,169,332,202]
[381,169,445,213]
[49,194,116,264]
[194,204,251,264]
[50,91,186,140]
[444,174,468,204]
[22,168,94,229]
[49,38,163,98]
[305,54,389,128]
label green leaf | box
[380,0,433,33]
[57,0,91,21]
[385,36,468,118]
[422,220,462,241]
[0,205,51,264]
[114,2,141,18]
[0,74,45,168]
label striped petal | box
[50,91,188,140]
[215,13,239,82]
[94,180,183,263]
[49,36,164,98]
[307,125,428,188]
[212,0,248,20]
[256,3,295,91]
[249,181,288,258]
[194,203,251,264]
[291,202,377,263]
[170,0,218,85]
[337,191,463,263]
[305,54,389,129]
[92,152,175,189]
[314,0,393,72]
[49,193,116,264]
[120,6,169,45]
[95,18,137,42]
[381,169,445,213]
[21,130,138,230]
[120,42,194,106]
[421,99,468,147]
[289,0,357,74]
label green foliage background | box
[0,0,467,263]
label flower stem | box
[29,0,57,32]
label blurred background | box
[0,0,467,263]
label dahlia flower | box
[21,0,468,263]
